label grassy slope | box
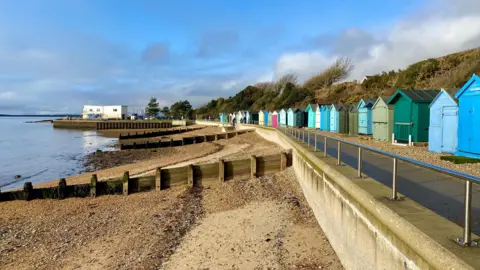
[196,47,480,117]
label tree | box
[303,57,354,91]
[145,97,160,118]
[161,106,170,117]
[170,100,193,119]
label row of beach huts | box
[220,74,480,159]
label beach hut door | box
[441,107,458,153]
[395,122,412,142]
[459,100,478,154]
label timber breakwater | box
[53,120,173,130]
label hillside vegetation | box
[196,47,480,118]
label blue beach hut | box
[279,108,288,127]
[428,89,458,154]
[329,104,342,133]
[305,104,318,128]
[321,105,331,131]
[456,74,480,158]
[358,99,375,135]
[263,110,269,126]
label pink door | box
[272,115,278,128]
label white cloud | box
[274,0,480,82]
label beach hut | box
[339,105,350,134]
[315,105,321,129]
[287,108,295,127]
[258,110,265,126]
[348,104,358,136]
[357,99,375,135]
[272,111,279,128]
[263,110,269,126]
[321,105,331,131]
[219,112,227,124]
[250,111,259,125]
[279,108,288,127]
[237,111,244,124]
[268,111,273,126]
[329,104,342,133]
[387,89,440,144]
[455,74,480,158]
[428,89,458,154]
[305,104,318,128]
[293,108,305,127]
[372,96,394,142]
[245,111,250,124]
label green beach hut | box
[387,89,440,143]
[348,104,358,136]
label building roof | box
[387,89,440,104]
[342,104,353,111]
[455,74,480,98]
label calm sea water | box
[0,117,116,190]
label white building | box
[82,105,128,120]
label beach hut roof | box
[308,104,319,111]
[387,89,440,104]
[331,104,343,111]
[455,74,480,98]
[342,104,353,111]
[429,89,458,108]
[294,108,304,112]
[373,96,393,109]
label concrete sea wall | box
[239,125,475,270]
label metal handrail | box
[279,126,478,247]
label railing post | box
[314,134,317,152]
[390,158,399,200]
[337,141,341,165]
[307,131,310,147]
[357,147,362,178]
[303,129,305,142]
[456,181,477,246]
[324,137,327,157]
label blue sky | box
[0,0,479,114]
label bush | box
[440,156,480,164]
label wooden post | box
[218,159,225,182]
[251,155,257,178]
[155,168,162,191]
[193,136,196,144]
[182,138,185,146]
[90,174,98,197]
[204,135,207,142]
[24,182,33,201]
[280,152,287,171]
[58,178,67,199]
[215,134,218,141]
[123,171,129,195]
[170,138,174,147]
[133,142,137,149]
[187,165,194,187]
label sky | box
[0,0,479,114]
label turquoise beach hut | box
[321,105,331,131]
[279,108,288,127]
[358,99,375,135]
[305,104,318,128]
[219,112,227,124]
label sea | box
[0,117,117,190]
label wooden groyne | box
[0,151,291,202]
[119,126,205,140]
[53,120,173,130]
[120,129,255,150]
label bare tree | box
[303,57,354,91]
